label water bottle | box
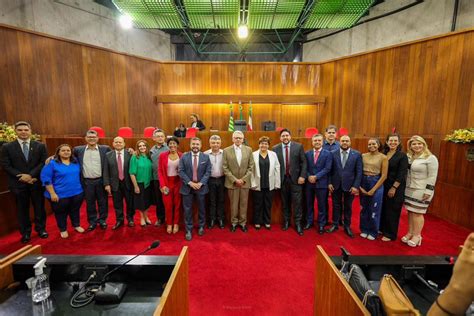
[31,257,50,303]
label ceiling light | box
[119,14,133,29]
[237,24,248,39]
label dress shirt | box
[191,122,197,128]
[204,149,224,177]
[115,149,125,176]
[323,140,340,152]
[83,145,102,178]
[18,138,30,160]
[234,144,242,166]
[283,142,291,172]
[150,144,169,180]
[340,148,351,166]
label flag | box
[228,102,234,132]
[239,101,243,120]
[247,102,253,131]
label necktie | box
[314,150,320,165]
[342,151,348,168]
[117,152,124,180]
[192,155,198,182]
[22,142,29,160]
[285,145,290,176]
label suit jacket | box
[273,141,307,184]
[222,145,254,189]
[194,120,206,131]
[158,151,183,188]
[329,149,363,191]
[73,145,111,183]
[0,140,47,189]
[250,150,281,191]
[178,152,212,195]
[103,150,132,191]
[305,148,332,189]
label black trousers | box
[380,184,405,240]
[281,176,303,225]
[12,185,46,236]
[112,180,134,223]
[253,188,273,225]
[182,192,206,232]
[49,193,84,232]
[83,178,108,226]
[153,180,165,222]
[332,188,354,228]
[208,177,225,221]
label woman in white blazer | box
[251,136,281,230]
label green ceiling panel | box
[184,0,239,28]
[249,0,306,29]
[304,0,375,29]
[113,0,183,29]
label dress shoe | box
[326,224,338,233]
[344,226,354,238]
[112,222,123,230]
[185,231,192,241]
[209,220,215,229]
[281,221,289,231]
[218,220,225,229]
[21,234,31,244]
[318,227,324,235]
[254,224,261,230]
[230,224,237,232]
[128,221,135,227]
[296,225,304,236]
[74,226,85,233]
[303,223,313,230]
[241,225,248,233]
[38,230,48,239]
[87,224,97,231]
[264,224,271,230]
[100,223,107,230]
[198,227,204,236]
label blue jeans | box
[359,175,384,238]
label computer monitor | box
[234,120,247,132]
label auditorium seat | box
[276,127,285,132]
[143,126,155,138]
[89,126,105,138]
[339,127,349,136]
[118,127,133,138]
[304,127,319,138]
[185,127,197,138]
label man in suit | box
[150,129,168,226]
[103,136,134,229]
[178,137,212,241]
[327,135,363,238]
[273,129,307,236]
[305,134,332,234]
[223,131,254,232]
[74,130,111,231]
[1,121,48,243]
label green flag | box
[228,102,234,132]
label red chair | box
[89,126,105,138]
[339,127,349,136]
[185,127,198,138]
[118,127,133,138]
[276,127,285,132]
[143,127,155,138]
[305,127,319,138]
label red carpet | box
[0,197,470,315]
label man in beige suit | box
[223,131,255,232]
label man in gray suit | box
[178,137,212,241]
[273,129,307,236]
[103,136,134,229]
[223,131,254,233]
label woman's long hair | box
[54,144,77,163]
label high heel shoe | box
[167,225,172,234]
[407,236,422,247]
[173,224,179,234]
[140,219,146,227]
[401,234,412,243]
[145,219,152,225]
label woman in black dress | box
[380,133,408,241]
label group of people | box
[1,122,438,246]
[174,114,206,138]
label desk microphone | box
[94,240,160,304]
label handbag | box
[378,274,420,316]
[347,264,385,316]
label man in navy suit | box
[178,137,212,241]
[305,134,332,234]
[1,121,48,243]
[74,130,111,231]
[327,135,362,238]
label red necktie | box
[192,155,198,182]
[314,150,320,164]
[117,152,124,180]
[285,145,290,176]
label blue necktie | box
[22,142,29,160]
